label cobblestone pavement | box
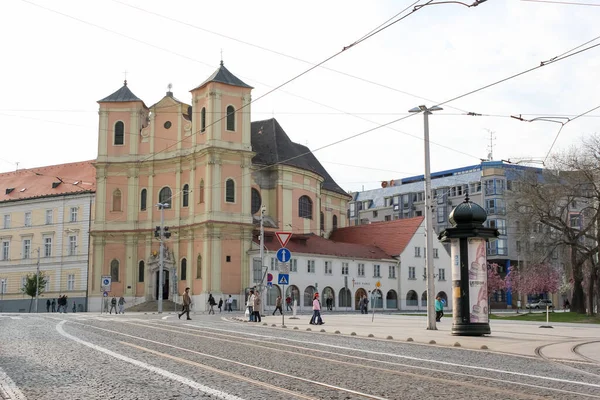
[1,313,600,400]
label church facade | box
[88,63,350,310]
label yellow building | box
[0,161,95,312]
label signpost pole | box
[282,283,285,327]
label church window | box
[299,196,313,219]
[251,188,261,214]
[199,180,205,204]
[110,259,119,282]
[226,106,235,131]
[196,254,202,279]
[333,215,338,230]
[114,121,124,145]
[138,260,144,282]
[225,179,235,203]
[140,189,147,211]
[112,189,122,212]
[320,211,324,232]
[201,107,206,132]
[181,258,187,280]
[159,187,172,207]
[182,184,189,207]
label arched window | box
[182,184,189,207]
[140,189,147,211]
[226,105,235,131]
[181,258,187,280]
[199,180,205,204]
[338,288,351,307]
[251,188,261,214]
[421,291,428,307]
[320,211,324,232]
[225,179,235,203]
[333,215,338,230]
[201,107,206,132]
[112,189,122,212]
[138,261,145,283]
[159,187,172,207]
[406,290,418,306]
[110,259,119,282]
[299,196,313,219]
[386,289,398,308]
[304,285,316,307]
[196,254,202,279]
[114,121,124,145]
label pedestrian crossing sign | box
[278,274,289,285]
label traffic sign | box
[276,248,292,263]
[278,274,289,285]
[103,291,108,297]
[267,273,273,282]
[275,231,292,248]
[267,282,273,288]
[101,275,111,292]
[376,281,381,288]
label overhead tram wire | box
[18,0,483,172]
[110,0,470,115]
[98,29,600,204]
[521,0,600,6]
[543,104,600,163]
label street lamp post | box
[409,105,443,330]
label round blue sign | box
[276,248,292,263]
[103,291,108,297]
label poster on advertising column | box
[450,239,461,325]
[468,238,488,324]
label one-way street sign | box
[276,248,292,263]
[278,274,289,285]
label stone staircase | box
[127,300,180,313]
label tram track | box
[534,340,600,379]
[114,318,600,399]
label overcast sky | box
[2,0,599,192]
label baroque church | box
[89,62,350,310]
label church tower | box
[90,64,256,310]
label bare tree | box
[508,136,600,314]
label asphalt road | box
[1,313,600,400]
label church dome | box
[448,195,487,227]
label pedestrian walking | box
[285,295,292,312]
[208,293,216,314]
[109,296,118,314]
[226,295,233,312]
[51,298,56,312]
[435,296,444,322]
[118,296,126,314]
[311,293,324,325]
[218,298,223,313]
[46,299,51,312]
[273,295,283,315]
[247,290,255,322]
[72,301,77,313]
[563,299,570,312]
[178,287,192,320]
[253,291,262,323]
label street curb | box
[225,316,493,353]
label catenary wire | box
[521,0,600,6]
[109,0,471,114]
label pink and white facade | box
[89,63,350,310]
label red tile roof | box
[255,232,394,260]
[329,217,424,257]
[0,161,96,203]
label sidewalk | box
[232,312,600,362]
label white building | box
[330,217,452,311]
[247,216,452,312]
[0,161,95,312]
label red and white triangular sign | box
[275,231,292,248]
